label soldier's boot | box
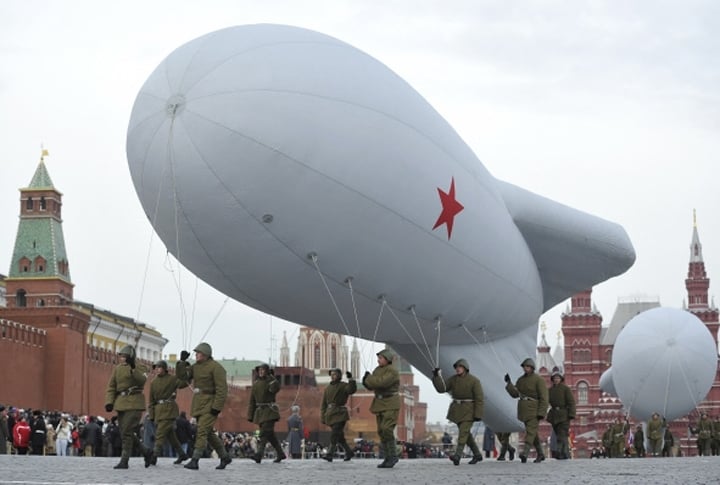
[149,449,160,466]
[343,443,355,461]
[468,454,483,464]
[271,442,287,463]
[216,455,232,470]
[173,453,189,464]
[183,458,199,470]
[377,443,390,468]
[323,443,335,462]
[142,447,154,468]
[533,448,546,463]
[497,445,507,461]
[385,442,399,468]
[113,457,129,469]
[252,439,267,463]
[509,445,516,461]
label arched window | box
[26,198,33,210]
[16,290,27,307]
[330,342,337,368]
[577,381,589,405]
[40,197,46,210]
[313,343,321,369]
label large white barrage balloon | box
[604,307,717,421]
[126,24,635,430]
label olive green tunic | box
[432,373,484,424]
[176,358,227,417]
[321,379,357,425]
[248,375,281,424]
[505,372,548,421]
[148,371,187,421]
[364,364,400,413]
[547,382,575,424]
[104,363,147,411]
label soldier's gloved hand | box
[537,416,544,421]
[346,371,352,379]
[268,368,275,376]
[504,373,511,384]
[180,350,190,361]
[126,356,135,369]
[211,408,221,416]
[248,418,253,423]
[105,403,113,413]
[473,417,482,422]
[432,368,441,377]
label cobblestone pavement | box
[0,455,717,485]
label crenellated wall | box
[0,319,47,408]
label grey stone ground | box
[0,455,717,485]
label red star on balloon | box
[432,177,464,239]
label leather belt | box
[453,399,473,404]
[256,403,277,408]
[290,428,300,431]
[156,398,175,404]
[119,389,141,396]
[327,404,347,408]
[375,393,397,400]
[552,406,565,410]
[520,396,537,401]
[193,388,215,395]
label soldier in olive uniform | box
[247,363,286,464]
[495,432,515,461]
[176,342,232,470]
[546,369,575,460]
[691,412,713,456]
[104,345,153,469]
[148,360,189,465]
[432,358,484,465]
[321,368,357,462]
[611,417,629,458]
[363,348,400,469]
[711,415,720,456]
[602,424,613,457]
[647,412,666,457]
[504,357,548,463]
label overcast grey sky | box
[1,1,718,423]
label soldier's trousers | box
[153,418,184,457]
[192,413,227,460]
[522,417,543,456]
[117,410,145,460]
[375,410,398,458]
[649,438,662,455]
[551,421,570,458]
[455,421,481,458]
[257,420,283,457]
[329,422,352,454]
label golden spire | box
[693,208,697,228]
[40,144,49,162]
[540,321,547,333]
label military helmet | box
[193,342,213,357]
[520,357,536,369]
[255,362,270,372]
[328,368,342,376]
[118,345,136,359]
[453,358,470,372]
[551,370,564,381]
[376,348,394,363]
[153,360,168,370]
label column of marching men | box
[2,345,720,467]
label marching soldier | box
[546,369,575,460]
[691,412,713,456]
[495,432,515,461]
[147,360,189,465]
[504,357,548,463]
[647,412,665,457]
[363,348,400,469]
[104,345,153,469]
[432,358,484,465]
[248,363,286,463]
[321,368,357,462]
[176,342,233,470]
[611,416,629,458]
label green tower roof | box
[27,160,55,189]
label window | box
[577,382,588,404]
[40,197,46,210]
[26,198,33,210]
[16,290,27,307]
[313,343,321,369]
[330,343,337,369]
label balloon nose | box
[166,94,186,117]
